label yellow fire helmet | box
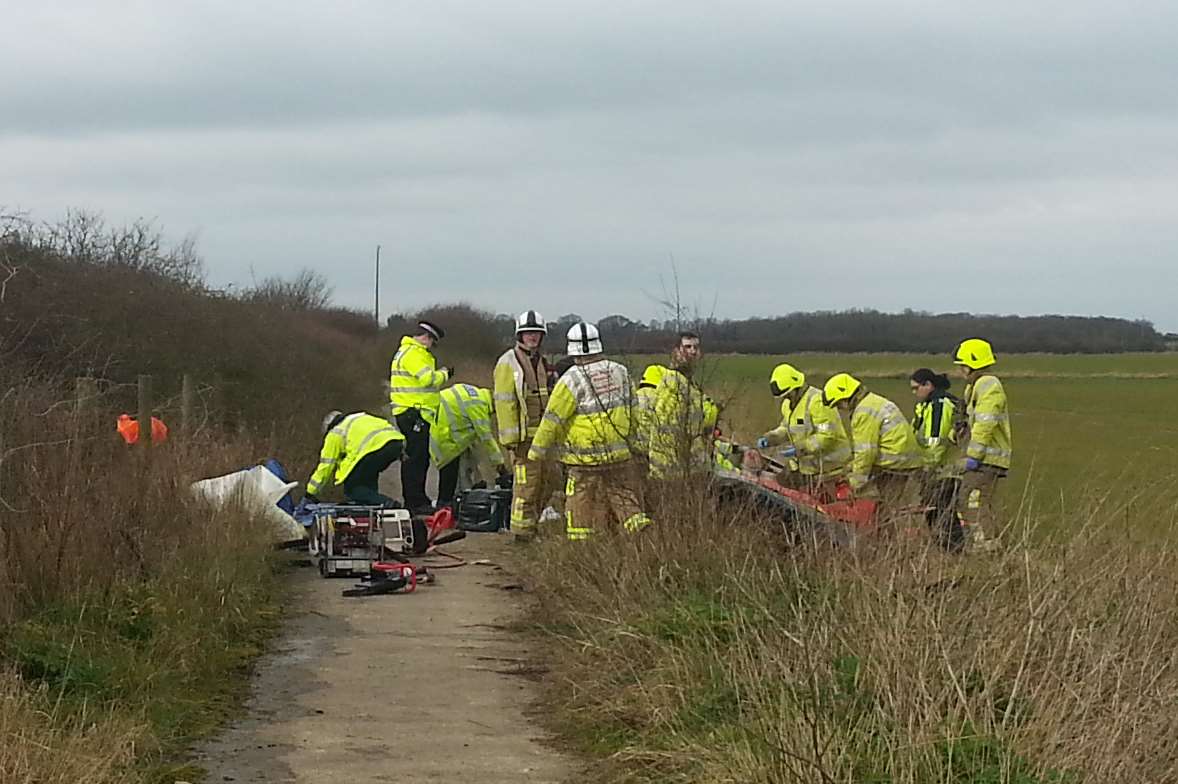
[954,338,996,370]
[822,372,862,406]
[768,363,806,397]
[639,364,667,389]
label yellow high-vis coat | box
[306,413,404,496]
[492,347,549,446]
[761,397,793,447]
[848,392,923,490]
[528,360,633,466]
[784,386,852,477]
[389,336,449,424]
[429,384,504,469]
[634,384,659,457]
[913,392,959,473]
[964,375,1013,470]
[648,369,718,477]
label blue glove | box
[964,457,981,472]
[780,446,797,458]
[756,437,770,449]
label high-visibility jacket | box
[964,374,1012,470]
[761,398,794,446]
[389,336,449,424]
[429,384,504,469]
[783,386,852,477]
[528,360,633,466]
[648,369,718,477]
[848,392,922,490]
[913,392,959,473]
[634,385,659,457]
[493,346,549,446]
[307,413,404,496]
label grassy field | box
[526,352,1178,783]
[628,351,1178,533]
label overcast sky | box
[3,1,1177,329]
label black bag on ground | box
[455,488,513,532]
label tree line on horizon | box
[388,307,1167,355]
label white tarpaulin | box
[190,465,304,543]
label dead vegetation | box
[523,480,1178,783]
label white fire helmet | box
[515,310,547,335]
[566,322,603,357]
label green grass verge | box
[2,546,284,782]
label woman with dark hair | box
[910,368,963,551]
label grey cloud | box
[3,1,1177,329]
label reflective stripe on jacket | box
[493,347,549,446]
[965,374,1012,469]
[849,392,922,490]
[429,384,504,469]
[788,386,852,476]
[913,392,959,473]
[648,368,718,477]
[306,413,404,495]
[528,360,633,466]
[389,336,449,423]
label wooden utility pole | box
[374,244,382,325]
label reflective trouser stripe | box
[512,462,530,528]
[624,513,652,533]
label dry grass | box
[524,480,1178,783]
[0,671,143,784]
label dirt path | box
[195,532,571,783]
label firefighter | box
[755,363,851,493]
[648,333,719,478]
[388,320,450,514]
[822,373,923,528]
[528,323,652,541]
[430,384,509,509]
[493,310,559,540]
[910,368,964,551]
[304,411,405,507]
[634,364,667,460]
[953,338,1013,550]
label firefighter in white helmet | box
[529,323,652,541]
[494,310,559,541]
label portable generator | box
[308,505,425,577]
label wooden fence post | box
[75,377,97,415]
[181,374,195,437]
[137,374,153,456]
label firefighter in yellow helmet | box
[953,338,1012,550]
[755,363,851,494]
[634,364,667,461]
[823,373,924,528]
[528,323,652,541]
